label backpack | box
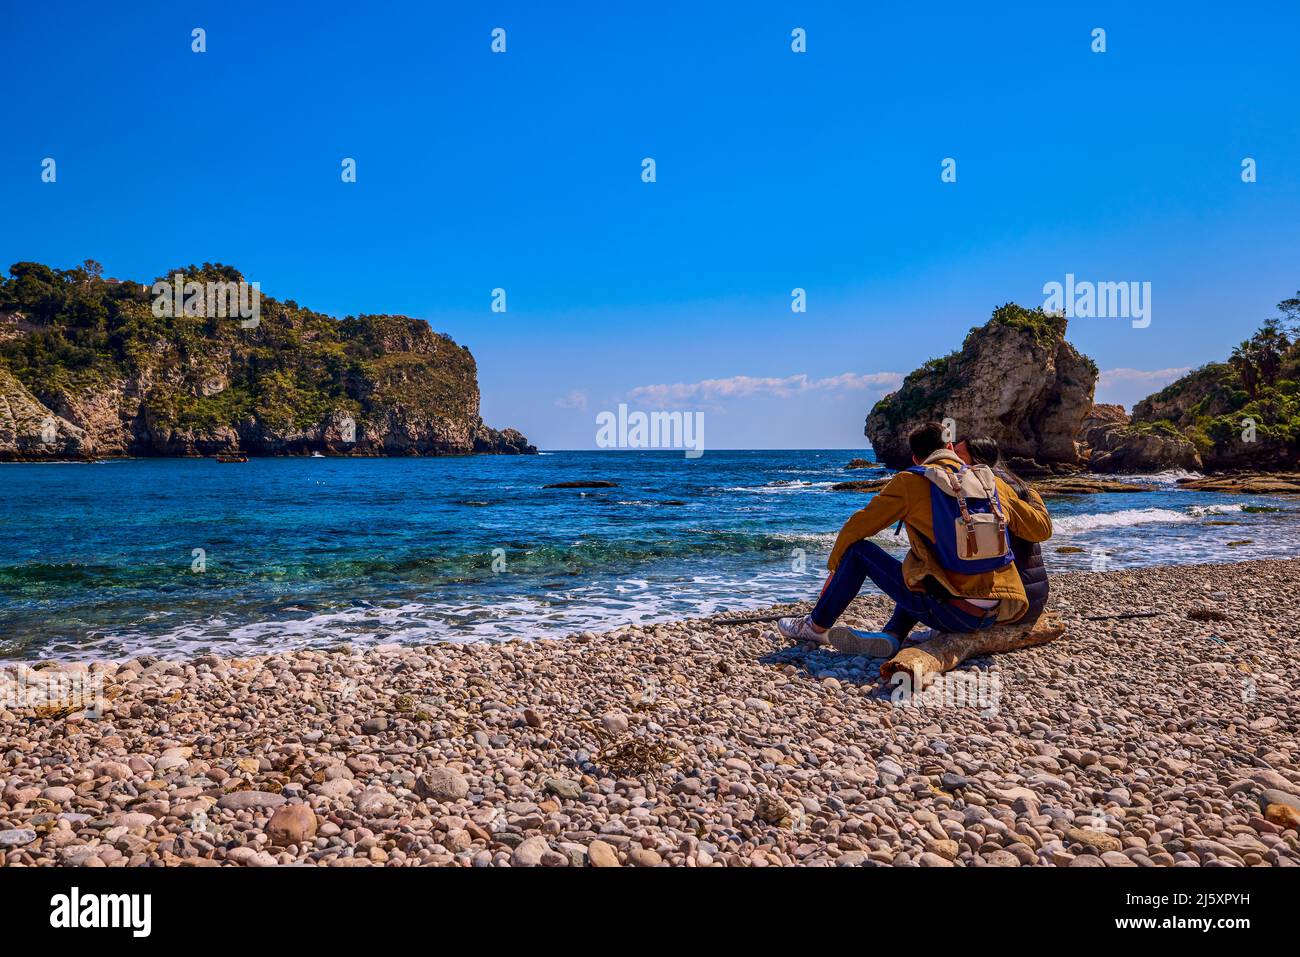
[906,463,1013,574]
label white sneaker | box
[777,615,829,645]
[827,627,901,658]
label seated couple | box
[779,422,1053,657]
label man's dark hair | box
[908,421,948,461]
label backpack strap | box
[971,466,1010,537]
[943,465,981,557]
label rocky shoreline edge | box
[3,559,1298,867]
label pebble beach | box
[3,558,1299,868]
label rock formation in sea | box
[0,260,535,459]
[1076,403,1202,473]
[864,304,1097,472]
[864,296,1299,474]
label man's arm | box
[827,475,910,570]
[999,480,1052,543]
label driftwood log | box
[879,611,1065,683]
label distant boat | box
[311,452,325,458]
[215,453,248,463]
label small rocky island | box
[865,299,1299,474]
[0,260,534,459]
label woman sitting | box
[953,436,1049,625]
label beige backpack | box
[907,463,1013,569]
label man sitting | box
[778,421,1053,657]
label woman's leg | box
[810,540,930,629]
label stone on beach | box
[216,791,287,812]
[267,803,318,846]
[511,836,553,867]
[1259,789,1300,814]
[543,777,583,800]
[1066,827,1123,853]
[416,768,470,803]
[1265,804,1300,831]
[0,828,37,847]
[600,712,629,734]
[628,847,663,867]
[587,839,621,867]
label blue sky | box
[3,1,1297,449]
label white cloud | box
[1096,367,1192,411]
[627,372,902,406]
[1097,367,1191,388]
[554,389,588,409]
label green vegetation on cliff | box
[1132,295,1300,469]
[0,260,532,458]
[985,302,1075,354]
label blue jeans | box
[811,540,999,637]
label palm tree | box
[1230,339,1259,396]
[1254,318,1288,386]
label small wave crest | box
[1054,508,1194,533]
[1087,468,1204,485]
[722,480,839,494]
[1055,501,1259,533]
[1189,503,1245,516]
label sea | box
[2,450,1297,660]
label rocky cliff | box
[0,261,535,460]
[1129,323,1299,471]
[866,296,1299,474]
[1078,403,1202,472]
[865,304,1097,471]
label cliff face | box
[0,365,91,457]
[0,261,534,460]
[865,305,1097,471]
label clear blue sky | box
[3,1,1297,449]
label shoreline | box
[5,551,1296,665]
[0,449,540,464]
[3,559,1298,866]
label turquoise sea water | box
[2,451,1297,660]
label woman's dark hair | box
[959,435,1029,497]
[962,436,1000,467]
